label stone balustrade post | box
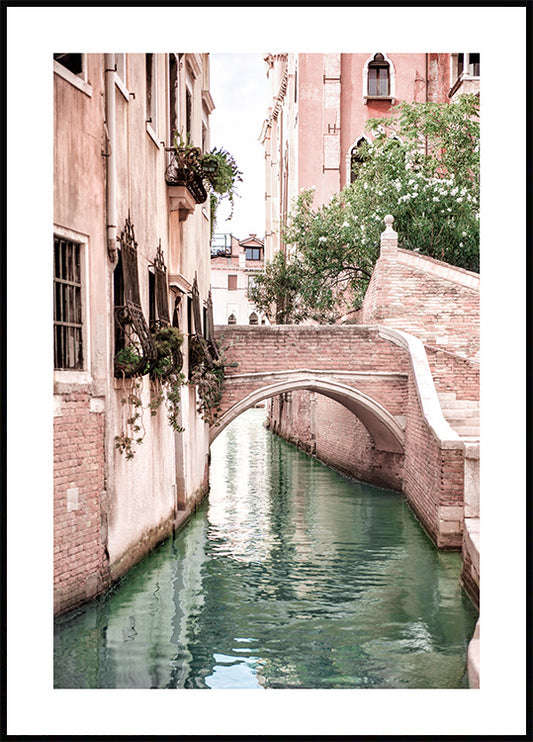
[380,214,398,257]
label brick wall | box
[269,392,404,491]
[220,325,411,377]
[425,346,480,400]
[53,391,109,615]
[402,375,464,549]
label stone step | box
[452,426,480,436]
[439,399,480,410]
[442,409,480,421]
[436,392,457,402]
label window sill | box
[54,61,92,97]
[449,73,480,99]
[146,122,162,148]
[364,95,393,104]
[54,370,92,394]
[115,74,130,101]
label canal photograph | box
[6,3,528,739]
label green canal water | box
[54,408,478,689]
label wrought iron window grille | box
[114,214,156,378]
[150,239,171,331]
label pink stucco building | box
[260,52,479,259]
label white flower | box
[318,236,327,243]
[341,221,349,228]
[457,197,463,203]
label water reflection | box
[54,408,478,689]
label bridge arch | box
[210,373,405,453]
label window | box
[146,53,157,134]
[113,216,155,377]
[245,247,262,260]
[227,313,237,325]
[54,54,83,76]
[249,312,259,325]
[450,53,480,97]
[54,236,83,370]
[115,54,126,85]
[169,55,179,145]
[367,53,390,97]
[54,53,91,95]
[455,52,480,79]
[186,86,193,142]
[149,244,170,331]
[247,275,257,291]
[211,233,232,257]
[228,275,238,291]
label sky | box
[209,53,270,240]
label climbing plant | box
[114,377,145,460]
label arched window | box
[227,313,237,325]
[367,53,390,98]
[249,312,259,325]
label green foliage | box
[114,343,143,375]
[148,326,186,433]
[115,327,186,460]
[172,132,242,235]
[356,94,480,270]
[253,95,479,323]
[189,335,237,426]
[247,250,303,324]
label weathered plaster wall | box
[54,53,213,615]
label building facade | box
[210,232,269,325]
[53,52,216,615]
[260,52,479,260]
[259,53,480,610]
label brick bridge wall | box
[269,392,404,491]
[255,232,479,553]
[216,325,410,452]
[361,245,480,361]
[215,323,466,548]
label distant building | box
[210,233,269,325]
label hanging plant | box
[199,148,242,214]
[168,132,242,233]
[147,326,186,433]
[188,335,237,426]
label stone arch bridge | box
[213,323,471,551]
